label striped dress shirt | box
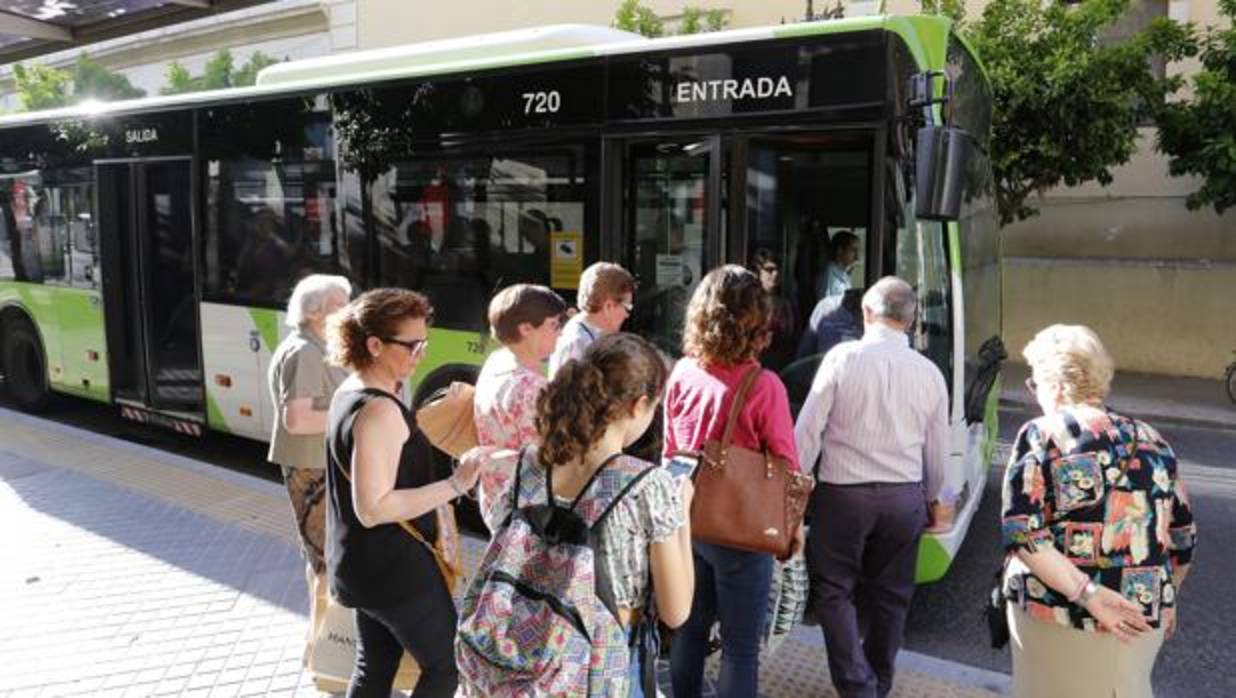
[794,323,949,501]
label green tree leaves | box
[13,55,145,111]
[160,50,281,95]
[1153,0,1236,213]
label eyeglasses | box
[382,336,429,355]
[760,265,780,274]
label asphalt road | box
[904,405,1236,698]
[4,390,1234,696]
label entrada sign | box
[672,76,793,104]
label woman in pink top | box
[472,283,566,524]
[665,264,801,698]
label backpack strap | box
[576,457,659,530]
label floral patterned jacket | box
[472,348,548,526]
[1001,406,1197,631]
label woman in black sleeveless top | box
[323,289,482,698]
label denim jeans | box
[670,541,774,698]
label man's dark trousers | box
[807,482,927,698]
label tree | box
[614,0,665,37]
[963,0,1194,224]
[72,55,145,102]
[12,63,71,111]
[12,55,145,111]
[1153,0,1236,213]
[160,50,281,95]
[613,1,729,37]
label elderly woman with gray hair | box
[266,273,352,653]
[1001,324,1197,698]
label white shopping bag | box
[306,585,421,692]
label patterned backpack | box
[456,449,656,697]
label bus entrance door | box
[97,159,204,422]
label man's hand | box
[926,499,956,532]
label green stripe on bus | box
[948,221,963,271]
[248,307,281,354]
[205,391,231,434]
[915,534,952,583]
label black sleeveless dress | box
[325,387,441,609]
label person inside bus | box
[323,288,483,698]
[1001,324,1195,698]
[794,277,951,698]
[818,230,860,300]
[235,207,290,300]
[797,287,864,360]
[548,261,636,378]
[665,265,803,698]
[750,248,799,372]
[266,273,352,665]
[473,283,567,523]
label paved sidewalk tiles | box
[0,407,1005,697]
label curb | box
[998,398,1236,434]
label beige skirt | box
[1008,604,1164,698]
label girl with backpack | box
[458,333,696,697]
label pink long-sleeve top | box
[662,357,801,472]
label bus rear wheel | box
[2,318,54,412]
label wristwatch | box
[1076,580,1099,607]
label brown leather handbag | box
[685,366,814,559]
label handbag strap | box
[719,365,763,456]
[335,391,460,589]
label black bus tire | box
[413,363,485,535]
[2,318,55,412]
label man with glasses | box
[548,262,636,378]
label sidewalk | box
[1000,363,1236,431]
[0,406,1008,698]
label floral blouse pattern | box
[1001,406,1197,631]
[473,349,548,521]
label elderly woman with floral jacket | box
[1001,324,1197,698]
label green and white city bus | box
[0,16,1002,581]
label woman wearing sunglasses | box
[323,288,484,698]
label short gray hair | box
[285,274,352,328]
[1022,324,1113,404]
[862,276,917,325]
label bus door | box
[97,158,204,421]
[733,132,878,414]
[608,135,725,358]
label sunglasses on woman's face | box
[382,336,429,355]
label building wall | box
[0,0,351,110]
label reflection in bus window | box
[627,142,711,357]
[895,203,953,388]
[0,175,44,283]
[368,153,581,331]
[202,101,342,307]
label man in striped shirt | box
[794,276,951,698]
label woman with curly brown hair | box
[323,288,484,698]
[473,332,695,696]
[665,265,802,698]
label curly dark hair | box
[682,264,770,366]
[325,288,433,371]
[535,332,667,467]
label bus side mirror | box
[915,125,973,221]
